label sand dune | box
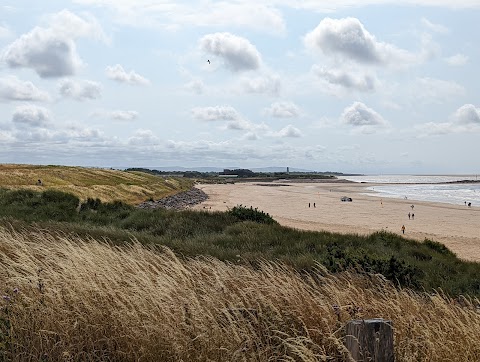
[194,181,480,262]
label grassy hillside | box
[1,188,479,297]
[1,228,479,361]
[0,164,193,204]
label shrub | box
[228,205,277,225]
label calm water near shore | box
[340,175,480,206]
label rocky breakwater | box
[138,187,208,210]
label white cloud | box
[58,79,102,101]
[312,65,377,92]
[72,1,285,33]
[445,54,469,66]
[191,105,267,133]
[340,102,387,129]
[199,32,262,72]
[275,125,303,138]
[0,76,50,102]
[240,73,281,96]
[12,104,51,128]
[46,9,107,42]
[415,104,480,137]
[2,10,105,78]
[264,101,301,118]
[105,64,150,85]
[191,106,240,121]
[128,129,159,145]
[421,17,449,33]
[90,109,139,121]
[242,132,259,141]
[225,119,255,130]
[109,110,139,121]
[453,104,480,125]
[180,3,285,34]
[64,125,104,140]
[304,17,416,66]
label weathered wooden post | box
[345,318,394,362]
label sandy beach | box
[194,181,480,262]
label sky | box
[0,1,479,174]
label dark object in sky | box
[207,59,210,64]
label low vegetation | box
[1,228,479,361]
[1,166,479,361]
[1,188,479,297]
[0,164,193,204]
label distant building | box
[287,167,290,174]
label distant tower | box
[287,167,290,174]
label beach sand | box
[193,181,480,262]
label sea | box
[339,175,480,206]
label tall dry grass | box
[1,227,479,361]
[0,164,193,204]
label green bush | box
[228,205,277,225]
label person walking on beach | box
[412,213,414,220]
[313,202,316,208]
[401,225,405,234]
[408,212,411,219]
[308,202,310,208]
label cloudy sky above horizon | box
[0,1,479,174]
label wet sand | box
[193,181,480,262]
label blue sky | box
[0,1,479,173]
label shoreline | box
[193,181,480,262]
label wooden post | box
[345,318,394,362]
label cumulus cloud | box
[264,101,301,118]
[0,76,50,102]
[199,32,261,72]
[225,119,255,131]
[2,10,105,78]
[312,65,377,92]
[453,104,480,125]
[304,17,416,66]
[105,64,150,85]
[445,54,469,66]
[240,74,281,96]
[415,104,480,137]
[12,104,51,128]
[340,102,387,130]
[58,79,102,101]
[242,132,259,141]
[90,109,139,121]
[128,129,159,145]
[275,125,303,138]
[191,106,240,121]
[109,110,139,121]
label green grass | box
[0,188,479,297]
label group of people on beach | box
[402,205,415,234]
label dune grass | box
[1,188,480,298]
[0,164,193,204]
[1,227,479,361]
